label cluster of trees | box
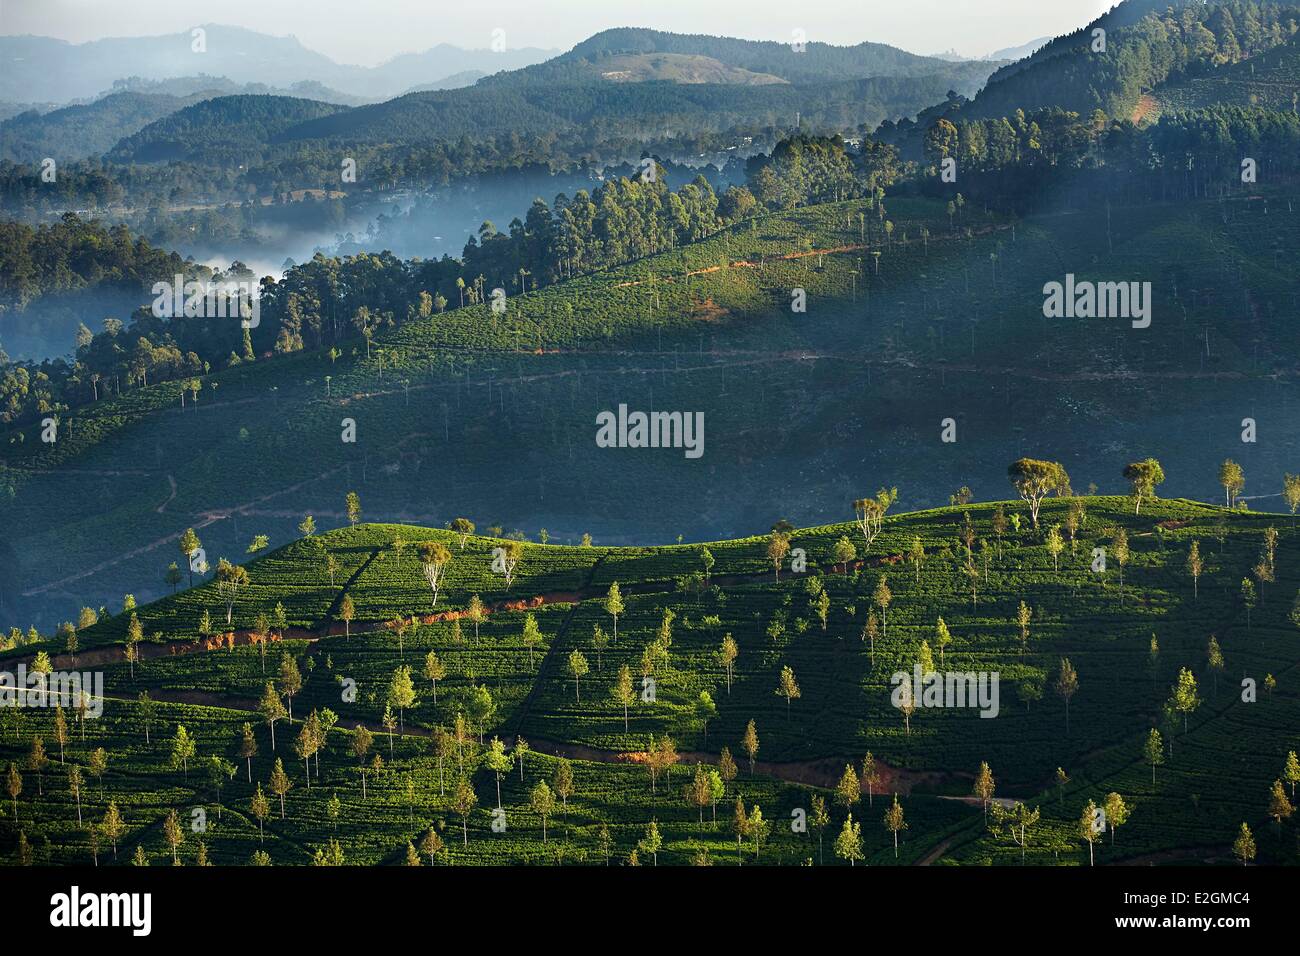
[459,170,730,290]
[260,136,900,355]
[0,214,212,368]
[746,134,901,210]
[0,215,196,316]
[920,103,1300,212]
[0,217,267,427]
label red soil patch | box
[1131,93,1158,124]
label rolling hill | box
[0,91,214,163]
[107,95,350,163]
[274,72,993,147]
[505,27,999,84]
[1,492,1295,865]
[202,28,1000,151]
[878,0,1300,161]
[2,187,1296,627]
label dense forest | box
[917,104,1300,210]
[0,91,210,163]
[0,215,210,362]
[970,0,1299,119]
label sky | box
[1,0,1115,63]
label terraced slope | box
[2,496,1296,865]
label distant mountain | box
[984,37,1051,62]
[273,29,999,147]
[399,71,489,95]
[278,73,995,148]
[0,25,556,104]
[924,49,970,62]
[362,45,555,98]
[889,38,1047,64]
[0,74,381,163]
[406,53,788,91]
[105,74,371,106]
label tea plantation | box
[3,490,1297,865]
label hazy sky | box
[2,0,1114,63]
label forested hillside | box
[108,96,350,164]
[970,0,1300,120]
[500,27,997,84]
[0,92,216,163]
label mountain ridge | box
[0,24,557,104]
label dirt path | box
[936,795,1018,809]
[606,225,1013,292]
[7,539,979,672]
[916,836,955,866]
[21,463,351,597]
[154,473,177,514]
[26,626,319,671]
